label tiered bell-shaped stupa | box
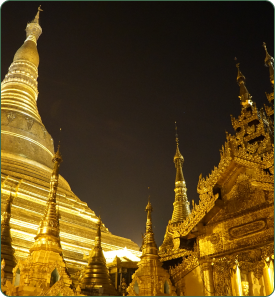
[1,6,140,278]
[79,216,118,296]
[1,192,17,282]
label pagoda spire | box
[1,6,43,124]
[141,199,159,256]
[1,190,17,281]
[29,144,63,254]
[80,216,118,296]
[236,62,253,107]
[1,6,55,170]
[263,42,274,85]
[171,122,191,223]
[8,144,73,294]
[127,199,176,296]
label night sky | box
[1,2,274,247]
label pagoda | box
[159,124,191,253]
[1,192,17,282]
[127,199,176,296]
[1,7,140,279]
[78,216,118,296]
[4,145,75,296]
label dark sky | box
[1,1,274,247]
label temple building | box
[158,45,274,296]
[0,7,140,286]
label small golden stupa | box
[1,191,17,282]
[127,199,176,296]
[79,216,118,296]
[4,145,75,296]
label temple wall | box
[184,266,204,296]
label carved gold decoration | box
[169,250,199,279]
[229,220,266,239]
[173,191,219,237]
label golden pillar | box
[263,260,274,296]
[231,264,243,296]
[201,262,214,296]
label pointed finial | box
[174,122,184,162]
[263,42,272,66]
[98,214,102,225]
[236,62,245,83]
[148,187,150,202]
[32,5,43,23]
[53,129,63,164]
[263,42,274,85]
[175,121,179,145]
[235,62,253,106]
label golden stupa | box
[1,192,17,282]
[1,7,140,282]
[79,216,118,296]
[127,199,176,296]
[3,145,74,296]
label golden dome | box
[13,40,39,67]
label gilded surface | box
[160,47,274,296]
[128,201,176,296]
[1,8,140,284]
[159,128,191,252]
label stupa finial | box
[235,61,253,107]
[32,5,43,24]
[263,42,274,85]
[174,122,184,163]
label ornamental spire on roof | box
[29,144,63,254]
[263,42,274,85]
[159,124,191,252]
[171,122,191,223]
[80,216,118,296]
[141,198,159,256]
[236,62,253,107]
[1,190,17,281]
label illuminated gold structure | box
[1,191,17,282]
[127,200,176,296]
[160,124,191,253]
[2,6,274,296]
[1,7,140,281]
[3,146,75,296]
[159,45,274,296]
[78,216,118,296]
